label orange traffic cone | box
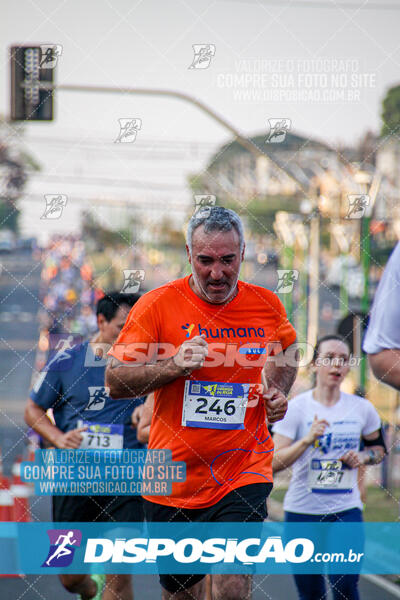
[0,469,20,578]
[0,474,13,522]
[10,457,31,523]
[26,437,38,493]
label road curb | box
[362,575,400,598]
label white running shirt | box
[272,390,381,515]
[363,242,400,354]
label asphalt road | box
[0,251,398,600]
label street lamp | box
[273,211,295,323]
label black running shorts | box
[143,482,272,594]
[52,494,144,523]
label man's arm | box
[106,357,182,399]
[264,351,298,396]
[106,335,208,399]
[262,341,298,423]
[137,394,155,444]
[368,349,400,391]
[24,399,86,449]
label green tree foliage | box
[0,119,40,233]
[81,211,137,249]
[381,85,400,137]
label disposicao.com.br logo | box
[84,536,315,565]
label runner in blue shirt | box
[25,292,144,600]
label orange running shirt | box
[109,276,297,509]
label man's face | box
[97,304,130,344]
[187,226,244,304]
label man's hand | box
[54,426,87,449]
[173,334,208,374]
[261,369,288,423]
[131,404,144,428]
[304,415,330,445]
[263,386,288,423]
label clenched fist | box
[261,370,288,424]
[54,426,87,449]
[174,334,208,374]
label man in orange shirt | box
[107,207,298,599]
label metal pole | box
[282,244,295,323]
[359,214,371,394]
[307,206,320,348]
[340,254,349,317]
[299,245,308,343]
[358,173,380,395]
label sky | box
[1,0,400,240]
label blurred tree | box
[358,130,378,166]
[233,195,301,236]
[0,117,40,233]
[81,211,137,249]
[381,85,400,137]
[157,216,185,249]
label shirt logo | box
[42,529,81,567]
[85,386,109,411]
[181,323,195,338]
[314,432,332,454]
[194,324,265,339]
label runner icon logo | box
[194,194,216,218]
[39,44,63,69]
[275,270,299,294]
[114,118,142,143]
[85,386,109,411]
[265,118,291,143]
[42,529,82,567]
[121,269,145,293]
[188,44,216,69]
[41,195,67,220]
[345,194,370,219]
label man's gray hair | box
[187,206,245,254]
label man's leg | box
[212,574,252,600]
[59,574,97,600]
[103,574,133,600]
[99,496,144,600]
[161,576,206,600]
[53,497,106,599]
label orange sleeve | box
[108,293,160,364]
[269,291,297,350]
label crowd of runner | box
[37,235,103,337]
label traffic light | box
[10,45,59,121]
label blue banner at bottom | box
[0,522,398,575]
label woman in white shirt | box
[273,335,385,600]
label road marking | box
[362,574,400,598]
